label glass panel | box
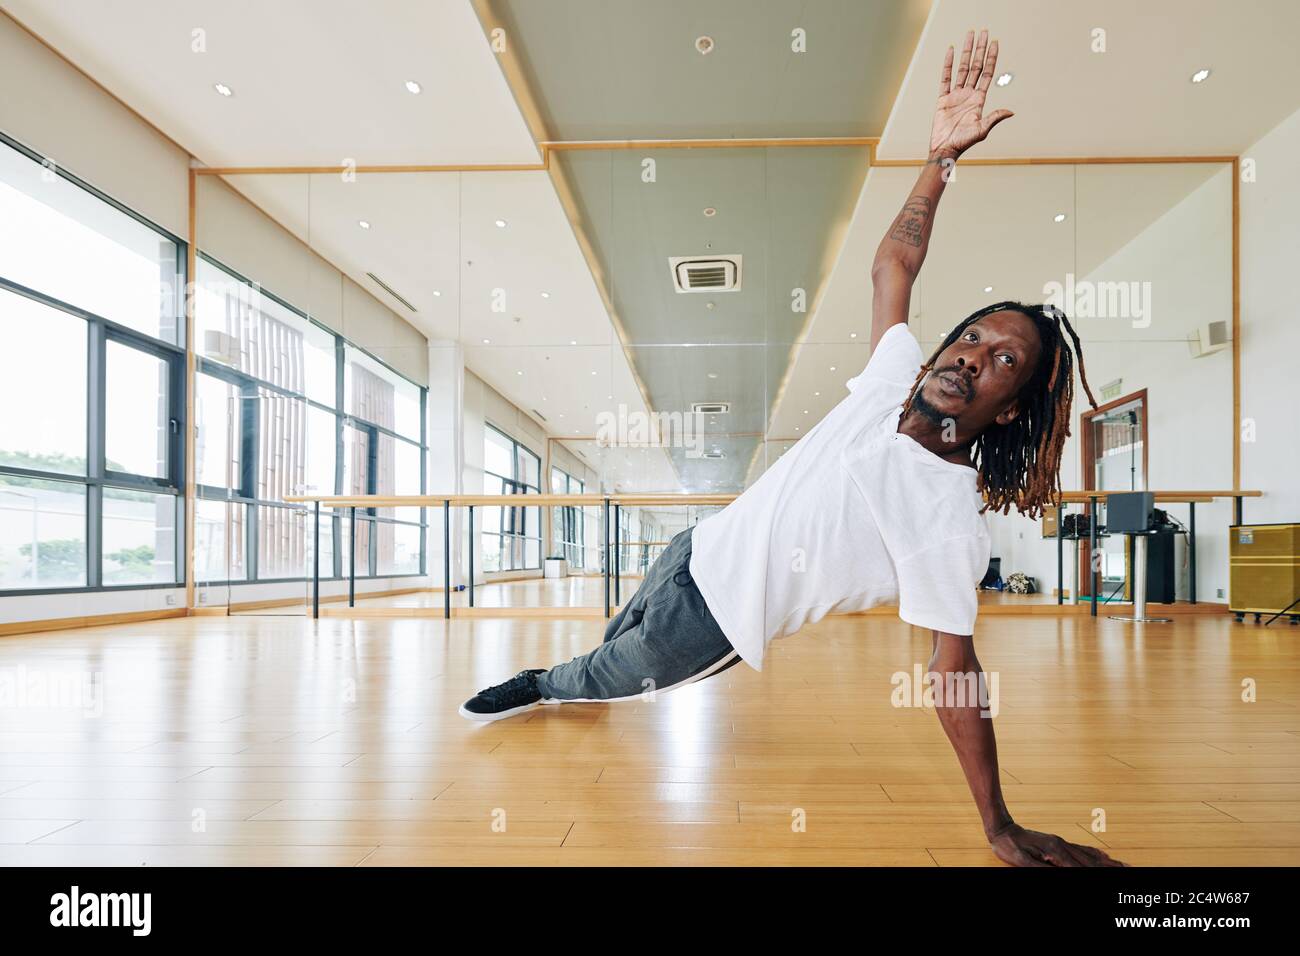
[0,139,180,343]
[484,427,513,480]
[105,340,168,479]
[102,487,177,585]
[305,404,336,496]
[256,504,307,579]
[255,388,306,502]
[195,373,240,489]
[0,475,86,589]
[394,439,421,496]
[194,497,245,583]
[195,259,335,405]
[0,287,87,475]
[377,522,420,575]
[518,446,540,490]
[345,345,420,439]
[342,424,370,495]
[481,533,502,572]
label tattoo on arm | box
[889,196,932,248]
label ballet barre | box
[283,493,737,620]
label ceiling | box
[5,0,1297,494]
[1,0,540,166]
[487,0,930,140]
[877,0,1300,160]
[557,144,869,488]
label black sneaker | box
[459,668,548,722]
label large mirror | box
[194,155,1233,614]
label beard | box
[911,385,956,428]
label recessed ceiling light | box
[850,332,857,339]
[1054,213,1067,223]
[494,219,507,228]
[358,220,371,230]
[703,207,717,217]
[707,372,718,379]
[1190,68,1211,83]
[829,366,837,371]
[516,370,523,375]
[984,285,994,293]
[482,338,490,344]
[214,82,233,97]
[432,290,441,297]
[814,391,820,396]
[590,371,597,376]
[570,340,577,346]
[696,35,715,55]
[405,80,422,94]
[996,72,1013,87]
[541,291,550,298]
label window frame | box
[0,132,187,595]
[483,424,542,572]
[193,254,427,587]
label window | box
[0,286,87,475]
[550,467,585,569]
[482,425,541,571]
[0,137,181,344]
[194,256,426,584]
[0,134,184,593]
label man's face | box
[913,310,1044,436]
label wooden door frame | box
[1078,389,1149,597]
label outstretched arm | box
[929,630,1126,867]
[870,29,1014,351]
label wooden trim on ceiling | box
[868,153,1239,167]
[541,137,878,151]
[195,162,548,175]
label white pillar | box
[426,339,465,590]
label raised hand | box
[989,822,1128,867]
[930,29,1014,160]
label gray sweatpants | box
[536,527,741,701]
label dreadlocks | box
[899,301,1099,520]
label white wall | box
[0,12,188,236]
[197,176,428,386]
[1240,105,1300,526]
[985,168,1236,604]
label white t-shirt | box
[689,322,992,671]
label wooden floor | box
[0,604,1297,866]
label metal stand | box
[613,503,621,606]
[467,504,474,608]
[312,501,320,619]
[1108,533,1172,623]
[443,499,450,620]
[602,497,610,619]
[348,506,356,607]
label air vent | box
[531,409,547,423]
[365,272,418,313]
[670,255,742,293]
[702,448,726,460]
[691,402,730,415]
